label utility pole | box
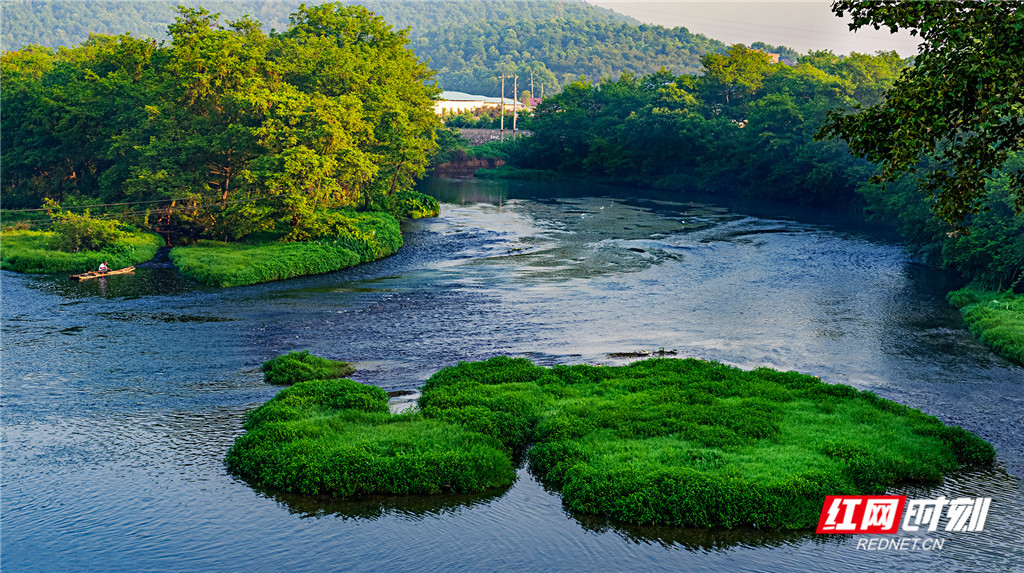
[513,74,518,139]
[530,71,535,103]
[500,71,505,142]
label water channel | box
[3,178,1022,571]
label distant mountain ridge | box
[1,0,724,93]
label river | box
[2,178,1022,571]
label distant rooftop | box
[438,91,511,104]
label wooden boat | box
[69,266,135,281]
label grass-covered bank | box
[169,210,406,287]
[0,229,164,273]
[948,288,1024,365]
[228,354,994,529]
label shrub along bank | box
[169,210,405,287]
[227,354,994,529]
[947,288,1024,365]
[0,228,164,273]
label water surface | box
[3,178,1022,571]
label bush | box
[261,350,355,386]
[0,229,164,273]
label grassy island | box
[0,228,164,274]
[228,354,994,529]
[168,210,408,287]
[948,287,1024,364]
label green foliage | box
[819,1,1024,226]
[261,350,355,386]
[168,210,402,286]
[2,3,441,240]
[415,357,993,529]
[2,1,633,52]
[47,211,125,253]
[0,229,164,273]
[419,17,723,95]
[226,375,516,496]
[948,288,1024,365]
[387,190,441,220]
[512,58,891,206]
[858,154,1024,290]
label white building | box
[434,91,528,115]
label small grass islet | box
[227,354,994,529]
[261,350,355,386]
[948,287,1024,365]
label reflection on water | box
[2,177,1022,572]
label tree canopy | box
[818,0,1024,226]
[1,3,441,240]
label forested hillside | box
[2,0,726,94]
[418,18,723,96]
[2,0,630,48]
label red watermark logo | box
[816,495,991,534]
[817,495,906,534]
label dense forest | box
[2,0,727,95]
[1,0,633,50]
[2,3,441,240]
[417,18,723,96]
[497,46,1022,290]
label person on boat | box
[98,261,109,273]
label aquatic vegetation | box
[428,357,994,529]
[262,350,355,386]
[226,368,515,496]
[169,211,403,287]
[0,229,164,273]
[948,287,1024,365]
[229,354,994,529]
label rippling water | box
[2,178,1022,571]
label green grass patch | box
[422,357,993,529]
[229,354,994,528]
[169,211,403,287]
[226,356,515,496]
[475,166,557,180]
[0,229,164,273]
[262,350,355,386]
[948,287,1024,364]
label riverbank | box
[228,353,994,529]
[0,229,164,274]
[948,287,1024,364]
[2,192,439,288]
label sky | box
[586,1,923,57]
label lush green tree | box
[819,0,1024,226]
[1,3,442,240]
[699,44,778,112]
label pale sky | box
[587,1,923,57]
